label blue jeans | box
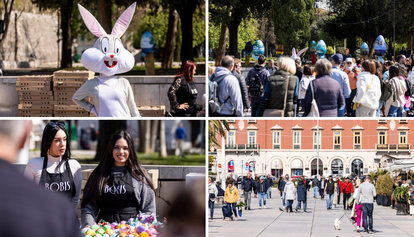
[282,191,286,207]
[251,97,262,117]
[361,203,374,231]
[326,193,334,209]
[313,187,318,198]
[376,101,385,117]
[296,200,307,212]
[258,192,266,207]
[227,202,237,218]
[338,108,345,117]
[267,186,272,198]
[286,200,294,212]
[209,200,214,218]
[388,105,402,117]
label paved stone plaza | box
[209,188,414,237]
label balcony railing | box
[376,144,411,155]
[224,144,259,152]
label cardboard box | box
[53,81,85,88]
[18,91,53,96]
[16,86,52,92]
[137,105,166,117]
[17,75,52,82]
[55,91,77,96]
[54,105,85,112]
[19,95,53,101]
[53,70,95,78]
[54,95,75,101]
[53,77,91,82]
[18,113,53,117]
[54,87,79,92]
[21,100,53,105]
[18,110,53,115]
[53,100,78,106]
[18,104,54,111]
[17,81,51,87]
[54,111,89,116]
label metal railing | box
[224,144,259,151]
[376,144,411,154]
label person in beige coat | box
[284,179,297,212]
[385,66,407,117]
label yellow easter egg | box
[120,233,127,237]
[86,230,96,237]
[106,229,114,235]
[140,232,149,237]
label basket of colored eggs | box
[81,214,163,237]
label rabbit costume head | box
[78,3,136,77]
[290,47,308,66]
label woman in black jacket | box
[168,60,203,117]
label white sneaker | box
[259,206,262,209]
[264,206,266,209]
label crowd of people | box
[209,52,414,117]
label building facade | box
[211,119,413,179]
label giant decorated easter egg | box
[374,35,386,56]
[310,41,317,52]
[140,31,156,58]
[253,40,265,60]
[316,40,326,58]
[360,42,369,55]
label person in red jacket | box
[336,176,342,205]
[341,177,354,210]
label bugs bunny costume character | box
[73,3,140,117]
[290,47,308,66]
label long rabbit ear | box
[111,2,136,37]
[292,47,296,57]
[297,48,308,57]
[78,4,107,37]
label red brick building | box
[212,119,412,179]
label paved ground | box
[209,188,414,237]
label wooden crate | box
[18,104,54,111]
[53,70,95,78]
[137,105,165,117]
[54,105,85,112]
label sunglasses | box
[48,121,65,128]
[346,62,352,64]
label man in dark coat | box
[295,178,307,212]
[265,59,278,75]
[241,173,255,210]
[232,58,250,112]
[265,174,273,198]
[255,176,268,209]
[0,121,82,237]
[325,176,336,210]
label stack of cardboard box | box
[52,70,95,117]
[137,105,166,117]
[17,75,54,117]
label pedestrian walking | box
[355,175,377,234]
[324,176,336,209]
[224,179,241,221]
[341,177,354,210]
[343,58,360,117]
[279,174,289,211]
[232,58,251,112]
[278,176,284,198]
[319,177,326,200]
[241,173,255,210]
[336,176,342,205]
[257,56,299,117]
[246,55,270,117]
[208,178,218,219]
[284,178,297,212]
[295,177,307,213]
[303,58,344,117]
[265,174,273,198]
[330,54,351,117]
[332,177,338,208]
[255,176,268,209]
[299,66,313,112]
[312,177,319,198]
[354,60,381,117]
[174,123,186,157]
[385,66,407,117]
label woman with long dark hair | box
[385,66,407,117]
[81,129,155,228]
[168,60,203,117]
[24,121,82,209]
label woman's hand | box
[177,103,189,110]
[355,103,361,108]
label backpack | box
[380,80,393,102]
[208,73,231,116]
[405,78,413,96]
[249,72,264,96]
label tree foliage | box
[208,120,230,149]
[271,0,315,54]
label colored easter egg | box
[97,229,105,235]
[139,232,149,237]
[81,227,91,234]
[91,225,100,230]
[316,40,326,57]
[360,42,369,55]
[253,40,265,60]
[86,230,96,237]
[106,229,114,235]
[103,234,110,237]
[120,233,127,237]
[310,41,317,52]
[141,31,156,58]
[96,234,103,237]
[374,35,386,56]
[120,227,129,234]
[128,218,135,223]
[136,225,146,234]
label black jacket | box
[168,76,202,116]
[0,160,82,237]
[241,177,255,192]
[255,181,268,194]
[325,181,335,195]
[232,70,250,109]
[216,184,225,196]
[265,177,273,188]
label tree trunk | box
[215,23,228,66]
[162,4,178,69]
[95,120,127,161]
[97,0,112,34]
[0,0,15,59]
[138,120,151,153]
[228,18,242,57]
[265,41,268,57]
[159,120,167,158]
[14,12,17,62]
[150,120,159,153]
[368,38,375,59]
[60,1,74,68]
[174,2,197,64]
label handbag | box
[353,75,373,109]
[306,81,319,117]
[209,193,216,199]
[263,75,290,117]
